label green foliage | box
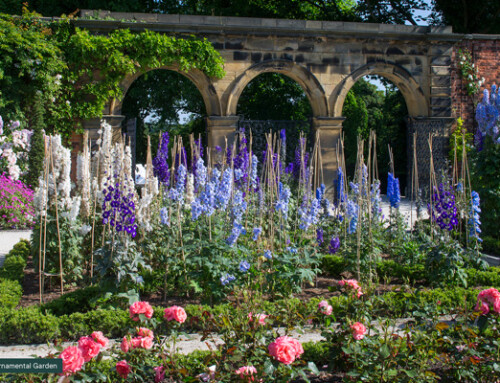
[482,236,500,256]
[472,138,500,240]
[449,117,474,161]
[0,278,22,308]
[0,255,26,282]
[41,285,103,316]
[0,306,60,344]
[237,73,313,121]
[26,91,45,189]
[0,12,225,139]
[9,239,31,260]
[321,254,348,277]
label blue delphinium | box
[328,236,340,254]
[153,132,170,186]
[239,260,250,273]
[169,164,187,203]
[250,154,259,191]
[476,85,500,145]
[275,182,291,221]
[387,172,400,209]
[191,199,204,221]
[346,199,358,234]
[220,273,236,285]
[336,167,345,202]
[160,207,170,226]
[468,191,482,242]
[264,250,272,260]
[194,157,207,191]
[232,190,247,224]
[349,181,360,196]
[226,223,245,247]
[371,180,382,222]
[299,196,320,231]
[216,168,233,210]
[253,227,262,241]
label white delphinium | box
[77,146,91,218]
[47,135,72,210]
[33,175,48,217]
[61,196,81,222]
[136,193,153,232]
[185,173,194,206]
[122,145,136,199]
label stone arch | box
[111,65,222,117]
[224,60,328,117]
[331,61,429,118]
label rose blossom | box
[60,346,85,376]
[91,331,109,347]
[268,336,304,365]
[475,288,500,315]
[235,365,257,380]
[129,301,154,321]
[121,337,131,353]
[338,279,363,298]
[318,300,333,315]
[164,305,187,323]
[351,322,367,340]
[155,365,166,382]
[248,312,268,325]
[77,336,101,362]
[136,327,154,338]
[116,360,131,379]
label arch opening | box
[341,75,409,193]
[120,69,208,165]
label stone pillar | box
[312,117,345,197]
[206,116,239,159]
[81,115,126,143]
[407,117,454,195]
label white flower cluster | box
[0,116,32,180]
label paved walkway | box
[0,230,31,267]
[0,317,431,358]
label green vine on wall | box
[0,9,225,140]
[456,49,484,97]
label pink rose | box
[121,337,131,353]
[136,327,154,339]
[475,288,500,315]
[318,300,333,315]
[78,336,101,362]
[131,337,142,349]
[138,336,153,349]
[60,346,85,376]
[91,331,109,347]
[339,279,363,298]
[129,301,154,321]
[235,365,257,381]
[154,365,165,383]
[268,336,304,365]
[164,305,187,323]
[248,312,268,325]
[351,322,367,340]
[116,360,131,379]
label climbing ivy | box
[0,9,225,140]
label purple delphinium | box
[428,183,458,232]
[316,228,324,246]
[102,182,137,238]
[328,236,340,254]
[250,154,259,191]
[233,130,250,187]
[153,132,170,186]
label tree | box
[26,92,45,189]
[431,0,500,34]
[236,73,312,121]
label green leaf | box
[380,344,390,359]
[307,362,320,375]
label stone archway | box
[224,60,328,117]
[112,65,221,117]
[331,61,428,119]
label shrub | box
[82,309,132,339]
[9,239,31,260]
[466,268,500,287]
[321,255,347,277]
[0,254,26,283]
[0,278,22,308]
[0,307,60,344]
[482,236,500,256]
[0,174,34,229]
[41,285,103,316]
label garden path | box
[0,317,446,358]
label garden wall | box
[452,38,500,132]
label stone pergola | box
[77,10,461,192]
